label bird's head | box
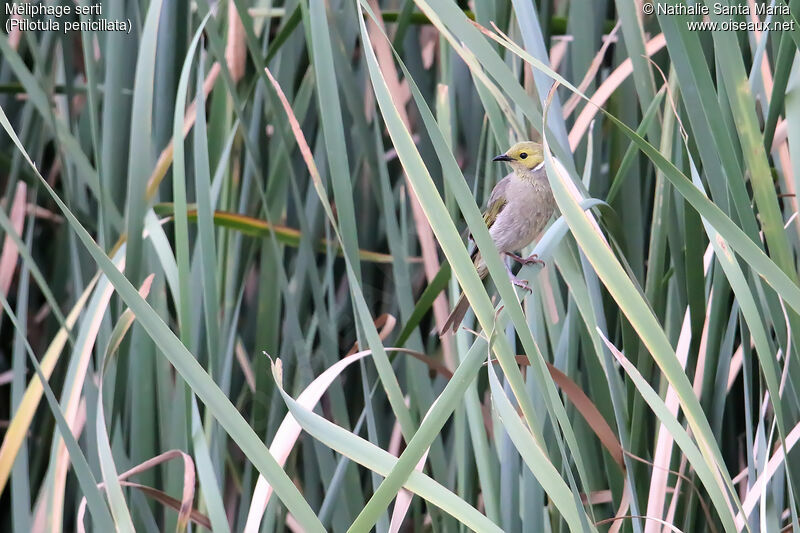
[492,141,544,174]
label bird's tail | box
[442,292,471,333]
[442,252,487,333]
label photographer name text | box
[654,2,788,16]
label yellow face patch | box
[504,141,543,169]
[493,141,544,171]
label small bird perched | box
[442,141,556,332]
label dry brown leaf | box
[77,450,197,533]
[346,313,397,355]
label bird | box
[442,141,556,333]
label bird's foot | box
[506,252,546,267]
[505,264,532,292]
[512,277,532,292]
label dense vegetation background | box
[1,0,800,531]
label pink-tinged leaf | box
[144,62,220,202]
[244,345,433,533]
[389,396,428,533]
[772,119,787,151]
[45,261,129,531]
[549,38,569,72]
[365,0,453,367]
[562,22,621,119]
[226,2,246,83]
[244,349,373,533]
[0,270,104,498]
[388,455,426,533]
[568,34,666,150]
[736,422,800,529]
[608,480,631,533]
[727,345,744,391]
[649,248,713,531]
[0,182,26,298]
[645,310,693,532]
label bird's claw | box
[523,254,545,267]
[512,277,532,293]
[506,252,546,267]
[505,261,533,292]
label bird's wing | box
[482,195,507,229]
[483,174,512,229]
[465,175,511,239]
[465,175,512,259]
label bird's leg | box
[505,262,532,292]
[506,252,545,267]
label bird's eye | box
[519,152,528,159]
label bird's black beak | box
[492,154,512,162]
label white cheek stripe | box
[533,161,544,171]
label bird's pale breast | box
[489,171,555,254]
